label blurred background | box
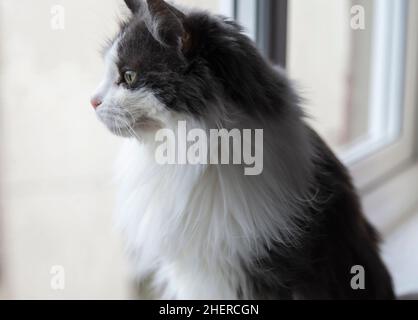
[0,0,417,299]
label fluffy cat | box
[91,0,394,299]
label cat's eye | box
[124,71,137,86]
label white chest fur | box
[114,121,313,299]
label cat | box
[91,0,395,299]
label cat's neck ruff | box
[114,116,314,298]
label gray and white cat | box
[91,0,394,299]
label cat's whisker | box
[120,117,142,141]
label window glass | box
[288,0,407,162]
[288,0,373,151]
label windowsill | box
[382,208,418,296]
[362,161,418,235]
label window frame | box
[363,0,418,232]
[340,0,414,191]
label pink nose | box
[90,97,102,109]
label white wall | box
[0,0,128,299]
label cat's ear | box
[145,0,190,51]
[124,0,143,14]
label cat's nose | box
[90,97,102,109]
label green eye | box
[124,71,137,86]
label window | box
[228,0,418,226]
[229,0,418,230]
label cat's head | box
[91,0,290,139]
[91,0,219,138]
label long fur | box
[91,0,395,299]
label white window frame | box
[341,0,415,191]
[363,0,418,233]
